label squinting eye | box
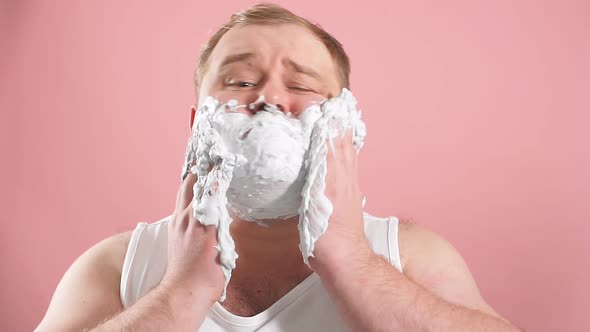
[289,86,313,92]
[227,81,257,88]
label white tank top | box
[120,212,403,331]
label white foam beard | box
[180,88,366,302]
[217,106,321,221]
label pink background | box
[2,1,589,331]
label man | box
[36,4,522,331]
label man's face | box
[196,23,342,117]
[185,24,347,221]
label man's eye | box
[228,81,257,88]
[290,87,314,93]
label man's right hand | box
[160,169,225,305]
[35,168,225,332]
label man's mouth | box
[240,128,252,140]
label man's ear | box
[189,105,197,130]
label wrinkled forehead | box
[205,24,339,87]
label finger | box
[338,126,353,144]
[342,128,355,158]
[343,127,353,143]
[327,127,351,158]
[179,168,198,211]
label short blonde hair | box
[194,3,351,97]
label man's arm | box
[35,232,130,331]
[310,222,523,332]
[34,231,213,332]
[89,277,213,332]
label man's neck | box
[229,215,313,280]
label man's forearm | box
[88,281,213,332]
[312,250,521,332]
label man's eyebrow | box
[219,54,322,80]
[286,59,321,80]
[219,52,256,69]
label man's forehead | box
[210,24,333,69]
[218,52,321,79]
[201,24,342,96]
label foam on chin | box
[180,88,366,302]
[217,108,320,220]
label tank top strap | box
[387,216,403,273]
[120,217,170,308]
[362,212,403,273]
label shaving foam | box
[180,88,366,302]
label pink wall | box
[2,1,588,331]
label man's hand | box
[35,171,225,332]
[305,130,522,332]
[161,170,226,306]
[309,128,372,271]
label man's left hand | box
[309,128,373,271]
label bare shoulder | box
[396,219,448,273]
[100,229,134,273]
[396,219,417,272]
[395,220,507,321]
[76,229,134,278]
[35,229,134,331]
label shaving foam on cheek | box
[180,98,247,302]
[180,88,366,302]
[297,89,366,265]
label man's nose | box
[250,82,291,115]
[253,100,285,113]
